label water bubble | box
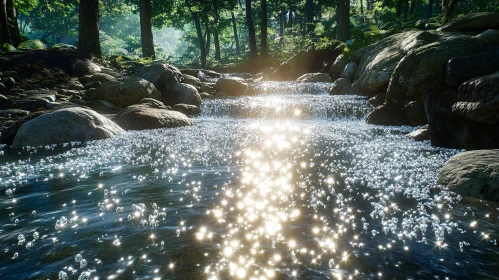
[17,234,25,245]
[33,232,40,240]
[12,252,18,259]
[75,253,83,263]
[80,259,87,269]
[95,258,102,265]
[58,271,68,280]
[26,241,34,249]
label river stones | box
[329,53,350,81]
[115,106,192,131]
[445,51,499,88]
[182,74,201,88]
[405,127,430,141]
[329,78,354,95]
[341,62,357,81]
[73,60,101,77]
[12,108,124,148]
[135,63,183,104]
[366,104,411,126]
[172,104,201,116]
[170,83,202,106]
[296,73,332,83]
[84,72,116,84]
[438,149,499,202]
[92,77,161,108]
[215,77,249,96]
[437,12,499,33]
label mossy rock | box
[51,43,77,50]
[2,43,16,52]
[18,39,47,50]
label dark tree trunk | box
[337,0,350,42]
[444,0,458,23]
[6,0,21,46]
[231,12,240,56]
[409,0,416,15]
[360,0,364,14]
[214,11,221,60]
[279,12,284,48]
[260,0,267,56]
[426,0,434,18]
[305,0,314,33]
[396,0,403,17]
[0,0,12,46]
[204,23,211,58]
[139,0,155,58]
[288,9,293,30]
[245,0,258,58]
[79,0,101,58]
[192,12,206,68]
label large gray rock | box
[135,63,183,104]
[329,53,350,81]
[12,108,124,148]
[73,60,101,77]
[406,127,430,141]
[182,74,201,88]
[115,107,192,131]
[437,12,499,33]
[92,77,161,108]
[297,73,332,83]
[438,150,499,202]
[366,104,410,126]
[445,51,499,88]
[171,83,202,106]
[329,78,354,95]
[341,62,357,81]
[215,77,249,96]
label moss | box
[18,39,47,50]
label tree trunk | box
[79,0,101,58]
[6,0,21,46]
[260,0,267,56]
[426,0,434,18]
[139,0,155,58]
[409,0,416,15]
[396,0,403,17]
[443,0,458,23]
[360,0,364,14]
[305,0,314,33]
[337,0,350,42]
[0,0,12,46]
[231,12,240,56]
[279,12,284,48]
[288,9,293,33]
[214,11,221,60]
[192,11,206,68]
[245,0,258,58]
[204,23,210,58]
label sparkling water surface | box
[1,82,498,280]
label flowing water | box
[0,82,498,280]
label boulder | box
[406,127,430,141]
[135,63,182,104]
[437,12,499,33]
[115,107,192,131]
[473,29,499,45]
[438,149,499,202]
[445,51,499,88]
[90,100,120,113]
[297,73,332,83]
[341,62,357,81]
[0,94,7,103]
[215,77,249,96]
[182,74,201,88]
[170,83,202,106]
[329,78,354,95]
[17,39,46,50]
[92,77,161,108]
[51,43,77,50]
[329,53,350,80]
[134,98,169,109]
[368,92,386,107]
[200,92,214,99]
[200,83,215,93]
[366,104,411,126]
[0,111,45,145]
[12,108,124,148]
[0,109,30,117]
[73,60,101,77]
[4,77,15,86]
[404,99,428,126]
[84,72,116,84]
[173,104,201,115]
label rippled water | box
[1,82,498,280]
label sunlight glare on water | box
[0,82,497,279]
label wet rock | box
[404,99,428,126]
[172,104,201,116]
[230,72,253,80]
[85,72,115,84]
[200,83,215,93]
[58,89,81,96]
[68,81,85,90]
[182,74,201,88]
[0,83,5,90]
[329,78,354,95]
[0,111,45,145]
[115,106,192,131]
[406,127,430,141]
[445,51,499,88]
[17,39,46,50]
[215,77,249,96]
[92,77,161,108]
[437,12,499,33]
[4,77,15,87]
[100,67,122,78]
[12,108,124,148]
[473,29,499,45]
[70,99,88,106]
[200,92,214,99]
[366,104,411,126]
[368,92,386,107]
[438,149,499,202]
[170,83,202,106]
[297,73,332,83]
[0,94,7,103]
[329,53,350,81]
[135,63,182,104]
[84,81,102,90]
[341,62,357,81]
[73,60,101,77]
[90,100,120,113]
[0,109,30,117]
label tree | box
[185,0,207,67]
[442,0,458,23]
[6,0,22,46]
[260,0,267,56]
[426,0,434,18]
[409,0,416,15]
[337,0,350,42]
[245,0,258,58]
[0,0,12,46]
[231,11,240,56]
[214,7,221,60]
[396,0,403,17]
[79,0,102,58]
[305,0,313,33]
[139,0,155,58]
